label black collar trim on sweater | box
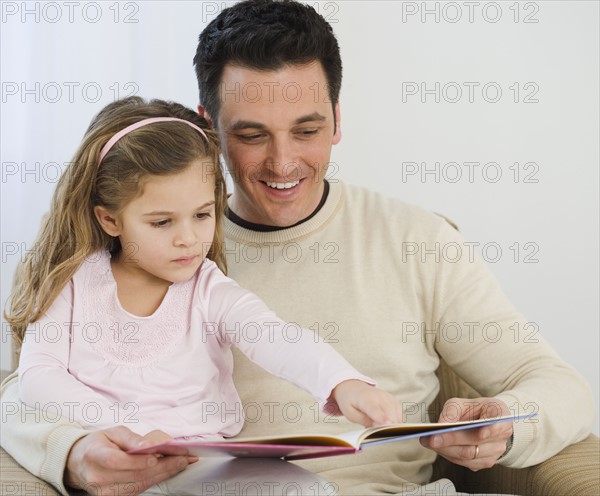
[225,180,330,232]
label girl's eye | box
[196,212,211,220]
[150,219,170,228]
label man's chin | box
[230,185,321,227]
[261,210,306,228]
[253,179,324,227]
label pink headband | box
[97,117,209,166]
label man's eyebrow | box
[142,201,215,216]
[227,120,266,132]
[227,113,327,132]
[293,113,327,125]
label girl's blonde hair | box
[5,96,227,345]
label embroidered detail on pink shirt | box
[81,252,195,367]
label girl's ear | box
[94,206,121,237]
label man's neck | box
[226,181,330,232]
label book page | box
[358,414,533,446]
[129,413,536,457]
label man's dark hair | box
[193,0,342,129]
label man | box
[0,1,594,495]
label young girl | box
[7,97,401,441]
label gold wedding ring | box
[473,445,480,460]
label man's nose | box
[265,137,300,180]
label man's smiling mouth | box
[265,180,300,190]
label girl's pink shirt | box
[18,251,372,438]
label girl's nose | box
[174,224,198,247]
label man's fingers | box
[86,445,189,484]
[421,422,512,449]
[140,455,191,488]
[143,429,173,445]
[439,398,484,423]
[477,422,513,442]
[103,426,148,450]
[438,397,510,424]
[434,441,508,471]
[481,401,509,420]
[64,428,194,495]
[92,444,160,473]
[88,455,190,495]
[66,430,157,490]
[421,428,481,449]
[430,442,488,461]
[112,455,190,492]
[425,397,513,471]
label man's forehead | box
[218,62,334,129]
[221,60,326,83]
[219,62,329,103]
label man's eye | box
[238,133,263,142]
[297,128,319,138]
[151,219,170,227]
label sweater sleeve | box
[18,279,155,435]
[0,371,87,496]
[205,270,375,413]
[429,218,594,468]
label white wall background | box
[1,1,598,434]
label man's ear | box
[94,206,121,237]
[198,105,214,128]
[333,101,342,145]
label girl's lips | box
[173,255,198,265]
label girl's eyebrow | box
[142,201,216,216]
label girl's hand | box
[332,380,403,427]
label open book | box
[130,413,535,461]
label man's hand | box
[65,426,197,495]
[420,397,513,471]
[332,380,403,427]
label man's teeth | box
[266,180,300,190]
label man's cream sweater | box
[0,181,593,495]
[225,181,594,494]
